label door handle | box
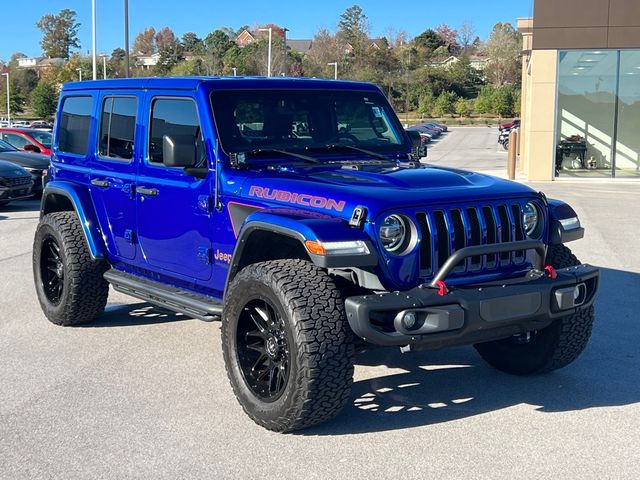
[91,178,110,188]
[136,186,159,197]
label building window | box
[615,51,640,177]
[58,96,93,155]
[556,50,640,178]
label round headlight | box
[523,202,540,237]
[379,214,407,253]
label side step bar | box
[104,269,223,322]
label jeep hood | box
[234,164,539,220]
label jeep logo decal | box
[248,186,346,212]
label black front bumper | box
[0,182,34,201]
[345,264,599,350]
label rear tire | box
[474,244,595,375]
[33,211,109,326]
[222,259,354,432]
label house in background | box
[16,57,65,72]
[428,55,488,71]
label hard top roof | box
[62,76,381,93]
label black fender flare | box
[40,181,107,259]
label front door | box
[136,95,213,281]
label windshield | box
[30,131,52,148]
[0,139,16,152]
[211,89,407,157]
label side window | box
[98,96,137,160]
[148,98,206,167]
[3,133,28,149]
[58,96,93,155]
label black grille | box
[0,175,32,187]
[416,203,527,277]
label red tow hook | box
[435,280,449,296]
[544,265,558,279]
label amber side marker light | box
[304,240,370,256]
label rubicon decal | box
[248,186,346,212]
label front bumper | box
[345,263,599,350]
[0,182,34,202]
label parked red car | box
[498,119,520,132]
[0,128,52,155]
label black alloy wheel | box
[236,298,290,401]
[40,237,64,304]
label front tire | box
[222,259,354,432]
[33,211,109,326]
[474,244,595,375]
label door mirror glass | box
[162,134,197,167]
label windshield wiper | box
[308,144,394,162]
[247,148,319,164]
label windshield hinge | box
[349,206,367,228]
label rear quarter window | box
[58,96,94,155]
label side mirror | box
[406,130,427,159]
[23,144,41,153]
[162,134,196,168]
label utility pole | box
[124,0,130,77]
[258,27,273,77]
[2,73,10,126]
[328,62,338,80]
[282,27,289,76]
[92,0,97,80]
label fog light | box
[402,312,417,330]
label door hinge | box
[197,246,212,265]
[124,229,136,244]
[198,195,213,213]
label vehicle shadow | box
[0,199,41,214]
[302,266,640,435]
[82,302,190,327]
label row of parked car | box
[0,127,52,207]
[405,122,449,153]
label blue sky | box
[1,0,534,61]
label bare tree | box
[457,21,476,53]
[484,22,522,86]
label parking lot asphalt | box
[1,128,639,479]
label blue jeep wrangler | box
[33,77,598,432]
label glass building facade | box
[556,50,640,178]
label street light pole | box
[232,67,237,77]
[77,68,83,81]
[124,0,130,77]
[328,62,338,80]
[92,0,97,80]
[2,73,10,126]
[258,27,272,77]
[283,27,289,76]
[101,55,107,79]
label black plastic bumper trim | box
[344,263,599,349]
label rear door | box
[88,94,139,260]
[135,94,213,281]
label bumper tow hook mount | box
[435,280,449,297]
[545,265,558,279]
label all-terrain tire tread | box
[34,211,109,326]
[222,259,354,432]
